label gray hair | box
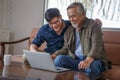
[67,2,86,15]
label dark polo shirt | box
[32,20,71,54]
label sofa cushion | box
[103,31,120,65]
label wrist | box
[84,57,94,64]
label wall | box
[0,0,45,55]
[10,0,45,54]
[0,0,3,28]
[0,0,11,29]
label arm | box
[30,27,46,52]
[51,41,69,59]
[30,44,39,52]
[51,26,74,59]
[79,21,103,69]
[87,21,103,59]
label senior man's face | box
[67,7,84,28]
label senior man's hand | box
[78,57,94,69]
[51,54,57,59]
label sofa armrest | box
[0,37,30,62]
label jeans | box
[54,55,106,73]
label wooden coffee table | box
[0,55,104,80]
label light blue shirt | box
[75,31,84,60]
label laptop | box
[23,50,70,72]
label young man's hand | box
[95,19,102,27]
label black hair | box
[45,8,60,22]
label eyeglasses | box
[49,18,61,26]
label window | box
[46,0,120,29]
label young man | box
[30,8,71,54]
[52,2,111,73]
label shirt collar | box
[48,24,54,32]
[80,17,89,29]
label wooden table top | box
[0,55,103,80]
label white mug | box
[4,54,11,66]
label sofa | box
[0,28,120,79]
[102,30,120,79]
[0,28,46,62]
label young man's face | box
[49,16,62,32]
[67,7,84,28]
